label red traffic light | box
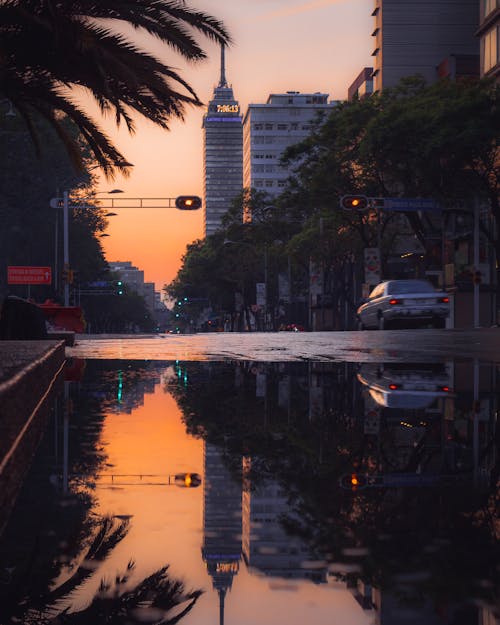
[175,196,202,210]
[340,195,369,210]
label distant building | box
[347,67,374,101]
[371,0,479,91]
[202,45,243,236]
[242,92,336,217]
[477,0,500,80]
[108,261,154,315]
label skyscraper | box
[203,46,243,237]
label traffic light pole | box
[63,191,70,307]
[51,193,202,306]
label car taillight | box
[389,298,401,305]
[440,297,449,303]
[440,386,452,392]
[389,384,399,390]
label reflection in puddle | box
[0,359,497,625]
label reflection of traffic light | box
[340,195,369,210]
[174,472,202,488]
[339,473,368,490]
[175,195,202,210]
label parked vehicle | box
[356,279,450,330]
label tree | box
[0,0,230,178]
[0,111,109,300]
[282,77,500,278]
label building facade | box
[202,46,243,237]
[242,92,335,210]
[347,67,374,101]
[371,0,479,91]
[477,0,500,80]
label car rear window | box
[388,280,435,294]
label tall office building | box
[242,92,335,218]
[203,46,243,237]
[371,0,479,91]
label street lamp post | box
[51,189,124,306]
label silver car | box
[356,279,450,330]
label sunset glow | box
[96,0,372,290]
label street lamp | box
[51,189,124,306]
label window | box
[265,137,273,144]
[484,0,497,17]
[483,26,499,73]
[290,123,299,130]
[254,123,263,130]
[254,137,264,144]
[265,123,273,130]
[277,124,288,130]
[264,165,274,172]
[265,180,274,187]
[255,180,264,187]
[278,180,286,187]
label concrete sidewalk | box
[0,340,66,534]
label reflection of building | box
[242,458,327,583]
[203,46,243,236]
[202,443,242,625]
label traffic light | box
[174,472,202,488]
[116,280,124,295]
[339,473,368,491]
[340,195,369,210]
[175,195,202,210]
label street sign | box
[7,266,52,285]
[381,198,441,212]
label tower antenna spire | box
[219,44,228,87]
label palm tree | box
[0,0,230,178]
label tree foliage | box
[0,0,230,177]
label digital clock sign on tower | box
[202,45,243,237]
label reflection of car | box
[357,363,453,409]
[356,279,450,330]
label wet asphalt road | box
[67,328,500,363]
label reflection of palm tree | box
[0,0,230,177]
[15,515,202,625]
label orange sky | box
[95,0,373,291]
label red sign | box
[7,266,52,285]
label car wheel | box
[378,313,385,330]
[357,318,365,331]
